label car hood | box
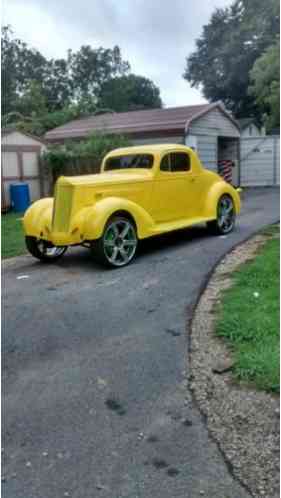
[57,169,153,187]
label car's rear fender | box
[75,197,155,240]
[203,182,241,219]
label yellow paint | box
[23,144,241,246]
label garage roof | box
[45,102,239,142]
[2,127,46,144]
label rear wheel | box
[91,216,138,268]
[207,194,236,235]
[25,236,67,262]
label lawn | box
[2,212,26,259]
[215,226,280,392]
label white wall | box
[2,151,18,177]
[240,124,265,138]
[192,135,218,172]
[1,131,46,208]
[240,136,280,186]
[189,107,240,138]
[186,106,240,177]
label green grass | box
[215,228,280,392]
[2,212,26,259]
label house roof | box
[45,102,240,142]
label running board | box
[150,216,215,235]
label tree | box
[43,58,73,111]
[2,25,19,114]
[1,25,47,115]
[69,45,130,101]
[249,40,280,131]
[15,80,48,117]
[1,26,163,135]
[97,74,162,112]
[183,0,279,119]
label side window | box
[170,152,190,172]
[160,154,170,171]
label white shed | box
[185,103,240,185]
[1,128,46,211]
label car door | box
[151,151,195,223]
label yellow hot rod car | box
[23,144,241,267]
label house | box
[238,118,265,138]
[1,128,47,211]
[45,102,241,185]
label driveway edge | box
[188,231,280,498]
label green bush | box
[42,132,131,183]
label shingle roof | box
[2,126,46,144]
[45,102,239,142]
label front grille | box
[52,184,73,232]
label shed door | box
[196,135,217,173]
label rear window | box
[104,154,154,171]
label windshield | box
[104,154,154,171]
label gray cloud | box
[3,0,232,106]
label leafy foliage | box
[249,40,280,131]
[14,80,48,118]
[1,25,47,115]
[184,0,279,119]
[69,45,130,101]
[2,213,26,259]
[13,105,85,137]
[2,26,162,136]
[42,132,131,181]
[97,75,162,112]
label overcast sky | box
[3,0,232,107]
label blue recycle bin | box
[10,183,30,213]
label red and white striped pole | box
[218,160,233,184]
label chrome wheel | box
[25,236,67,261]
[38,241,66,258]
[217,195,235,234]
[103,218,137,267]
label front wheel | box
[91,216,138,268]
[207,195,236,235]
[25,236,67,262]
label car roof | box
[106,144,192,156]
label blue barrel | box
[10,183,30,213]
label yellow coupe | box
[23,144,241,267]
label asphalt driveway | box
[3,187,279,498]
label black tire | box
[207,194,236,235]
[91,216,138,268]
[25,236,67,262]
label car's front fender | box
[23,198,54,238]
[75,197,155,240]
[203,181,241,219]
